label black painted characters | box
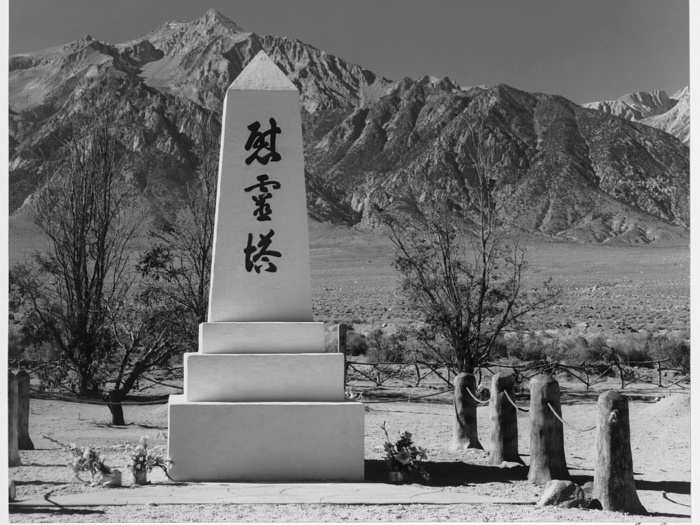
[244,118,282,165]
[243,119,283,272]
[244,230,281,273]
[244,174,281,222]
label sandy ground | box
[8,388,690,522]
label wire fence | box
[9,354,688,408]
[345,357,688,393]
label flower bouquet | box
[69,443,121,487]
[127,436,171,485]
[42,434,120,487]
[380,422,429,483]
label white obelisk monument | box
[167,51,364,481]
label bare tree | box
[9,117,186,424]
[382,122,560,450]
[137,115,219,331]
[10,119,138,396]
[102,289,188,425]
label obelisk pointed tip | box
[228,51,297,91]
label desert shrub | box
[551,335,591,363]
[665,341,690,374]
[582,335,615,363]
[644,334,690,374]
[345,330,368,356]
[488,336,509,360]
[617,346,652,367]
[366,329,407,363]
[507,333,550,362]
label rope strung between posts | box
[547,402,597,432]
[29,389,172,406]
[463,385,489,405]
[503,389,530,412]
[589,365,613,384]
[360,389,452,404]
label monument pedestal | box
[168,396,364,481]
[183,352,346,402]
[167,51,364,481]
[169,321,365,481]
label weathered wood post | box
[337,323,348,354]
[16,370,34,450]
[528,373,568,484]
[488,372,521,465]
[451,372,483,450]
[593,391,646,514]
[8,372,21,466]
[338,324,348,386]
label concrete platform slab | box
[10,482,538,507]
[184,353,345,402]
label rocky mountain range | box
[9,9,689,244]
[584,88,689,144]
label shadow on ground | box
[365,459,528,486]
[10,506,105,516]
[570,474,690,495]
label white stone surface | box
[167,396,365,481]
[208,51,313,322]
[229,51,297,91]
[184,353,345,402]
[199,321,325,354]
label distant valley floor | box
[9,216,689,335]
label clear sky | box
[9,0,689,103]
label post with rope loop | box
[450,372,484,451]
[16,370,34,450]
[527,373,569,485]
[8,372,21,466]
[488,372,522,465]
[593,391,646,514]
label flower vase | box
[133,470,148,485]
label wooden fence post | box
[527,373,568,484]
[614,358,625,389]
[451,372,483,450]
[8,372,21,466]
[593,391,646,514]
[337,323,348,355]
[488,372,521,465]
[16,370,34,450]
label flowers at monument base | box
[68,443,121,486]
[126,436,171,484]
[380,422,429,482]
[42,434,121,487]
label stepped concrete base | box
[199,322,325,354]
[184,353,345,402]
[167,396,364,481]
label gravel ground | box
[9,392,690,522]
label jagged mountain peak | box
[7,14,689,244]
[583,88,675,121]
[617,88,670,107]
[198,8,243,30]
[584,86,689,144]
[672,86,689,101]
